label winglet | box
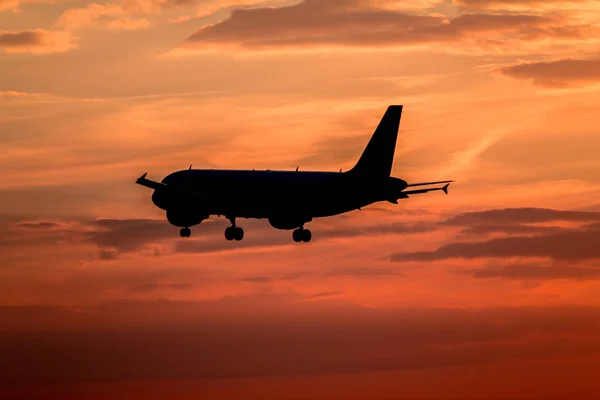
[442,183,450,194]
[136,173,147,183]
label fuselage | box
[151,168,408,220]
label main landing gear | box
[292,227,312,243]
[180,227,191,237]
[224,216,244,241]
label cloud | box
[0,218,84,250]
[468,263,600,280]
[499,58,600,88]
[242,276,272,283]
[16,221,61,229]
[0,30,77,54]
[455,0,584,6]
[107,17,153,30]
[391,207,600,263]
[302,290,345,299]
[454,0,588,10]
[6,207,597,266]
[56,3,129,30]
[9,207,594,262]
[1,297,600,385]
[85,218,181,254]
[443,207,600,226]
[55,0,271,31]
[0,0,53,12]
[324,267,404,277]
[178,0,586,54]
[442,207,600,236]
[131,282,193,291]
[175,220,431,254]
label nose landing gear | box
[180,227,191,237]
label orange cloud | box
[455,0,585,5]
[0,29,76,54]
[56,3,128,30]
[55,0,273,31]
[468,263,600,280]
[499,58,600,88]
[107,17,153,30]
[454,0,587,9]
[0,0,55,12]
[177,0,590,54]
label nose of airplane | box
[151,189,169,210]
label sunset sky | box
[2,0,600,398]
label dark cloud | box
[16,221,60,229]
[443,207,600,226]
[0,218,82,250]
[98,249,119,261]
[458,223,562,236]
[0,30,76,54]
[324,267,405,277]
[131,282,193,292]
[242,276,272,283]
[302,290,345,299]
[444,207,600,237]
[175,220,430,254]
[390,207,600,266]
[86,219,180,253]
[1,296,600,385]
[454,0,585,8]
[1,214,427,261]
[392,223,600,262]
[467,263,600,280]
[182,0,578,51]
[5,207,597,264]
[0,31,44,47]
[499,58,600,88]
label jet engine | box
[166,209,208,228]
[268,216,312,230]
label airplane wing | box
[135,173,214,200]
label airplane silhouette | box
[136,105,452,242]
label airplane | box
[135,105,453,243]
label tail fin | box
[348,105,402,177]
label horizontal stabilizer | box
[402,183,451,196]
[406,180,453,187]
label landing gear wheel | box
[302,229,311,242]
[225,226,244,241]
[233,226,244,241]
[224,226,234,241]
[180,227,191,238]
[293,228,311,243]
[292,228,303,242]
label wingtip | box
[442,183,450,194]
